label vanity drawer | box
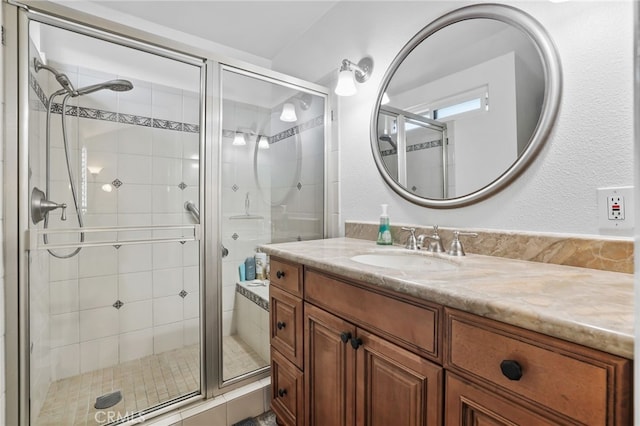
[271,285,304,368]
[304,268,441,362]
[444,308,631,425]
[270,257,303,297]
[271,348,304,426]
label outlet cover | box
[597,186,634,230]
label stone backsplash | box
[345,221,634,274]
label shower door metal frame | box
[215,63,330,389]
[5,1,332,425]
[9,6,211,425]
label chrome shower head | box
[74,79,134,96]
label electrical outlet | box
[597,186,634,231]
[607,195,624,220]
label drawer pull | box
[340,332,352,343]
[350,337,363,350]
[278,388,287,397]
[276,270,286,279]
[277,321,286,330]
[500,360,523,381]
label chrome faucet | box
[448,230,478,256]
[421,225,445,253]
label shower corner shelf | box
[229,214,264,220]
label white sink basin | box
[350,252,458,271]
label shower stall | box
[6,5,327,425]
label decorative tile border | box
[31,71,322,140]
[345,221,634,274]
[381,138,443,157]
[235,283,269,311]
[29,71,199,133]
[30,72,49,108]
[269,115,324,145]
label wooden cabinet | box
[269,258,633,426]
[445,373,560,425]
[304,303,356,426]
[355,329,442,426]
[271,349,305,426]
[270,258,304,426]
[304,303,442,426]
[270,285,303,369]
[444,308,632,425]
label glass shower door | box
[219,68,326,382]
[26,19,204,425]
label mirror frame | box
[370,3,562,208]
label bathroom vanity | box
[263,238,633,426]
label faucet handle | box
[401,227,418,250]
[448,231,478,256]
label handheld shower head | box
[74,79,134,96]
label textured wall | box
[272,1,634,237]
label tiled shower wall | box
[28,58,202,414]
[221,96,325,337]
[221,100,272,336]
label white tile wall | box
[29,66,205,388]
[236,295,270,364]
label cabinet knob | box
[278,388,287,397]
[277,321,286,330]
[340,332,352,343]
[276,270,285,279]
[500,360,523,381]
[350,337,363,350]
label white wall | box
[272,1,635,237]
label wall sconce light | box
[280,102,297,122]
[381,92,390,105]
[232,131,246,146]
[87,166,103,176]
[334,57,374,97]
[258,136,269,150]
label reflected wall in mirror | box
[371,4,561,207]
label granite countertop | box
[260,237,634,359]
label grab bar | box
[185,201,200,223]
[26,224,200,251]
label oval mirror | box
[371,4,561,208]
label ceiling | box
[91,1,341,61]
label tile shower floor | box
[36,336,268,426]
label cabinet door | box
[305,303,356,426]
[355,329,443,426]
[271,285,304,368]
[445,373,560,426]
[271,349,304,426]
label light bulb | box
[280,103,297,122]
[87,166,103,175]
[258,136,269,149]
[335,69,357,96]
[232,132,246,146]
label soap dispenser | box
[376,204,393,245]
